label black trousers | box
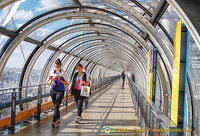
[50,90,64,122]
[122,78,125,87]
[74,89,85,117]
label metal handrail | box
[0,76,119,110]
[0,75,119,134]
[0,84,47,91]
[0,76,117,91]
[128,77,177,135]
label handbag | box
[80,85,90,97]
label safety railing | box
[0,75,119,134]
[128,77,178,136]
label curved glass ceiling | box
[0,0,200,134]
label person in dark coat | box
[68,63,89,123]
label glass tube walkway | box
[12,80,140,136]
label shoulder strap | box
[82,72,87,81]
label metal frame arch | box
[42,22,137,44]
[61,44,134,83]
[94,56,133,71]
[61,48,115,77]
[91,55,147,87]
[80,49,139,71]
[59,26,138,49]
[39,34,147,86]
[76,45,145,71]
[16,6,142,34]
[103,0,173,78]
[0,13,152,90]
[70,43,132,58]
[74,41,147,71]
[92,55,144,76]
[37,24,141,84]
[91,54,143,76]
[64,56,77,77]
[104,0,173,56]
[78,43,147,70]
[91,51,147,84]
[67,39,146,62]
[87,63,96,75]
[166,0,200,47]
[39,41,137,85]
[69,41,139,59]
[77,49,130,70]
[83,49,134,65]
[0,0,17,9]
[59,35,146,59]
[89,64,98,78]
[61,41,118,73]
[22,26,138,88]
[74,41,147,77]
[1,12,150,90]
[0,10,150,79]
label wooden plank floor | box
[12,80,141,136]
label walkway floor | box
[13,80,141,136]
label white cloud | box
[14,9,34,21]
[29,27,54,40]
[36,0,63,12]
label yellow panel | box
[146,49,154,101]
[171,20,182,126]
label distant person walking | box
[68,64,89,123]
[83,66,92,108]
[46,59,68,127]
[121,71,125,89]
[132,73,135,82]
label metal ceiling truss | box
[103,0,173,78]
[38,35,147,86]
[20,24,140,87]
[47,43,146,85]
[0,10,152,90]
[0,9,149,78]
[78,46,146,75]
[0,3,180,99]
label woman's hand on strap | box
[82,81,86,85]
[56,76,60,81]
[82,81,89,86]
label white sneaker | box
[75,116,81,124]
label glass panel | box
[156,25,173,52]
[0,0,75,30]
[63,55,73,71]
[137,0,159,14]
[28,49,54,86]
[0,42,36,89]
[87,63,94,74]
[53,31,82,48]
[155,73,162,109]
[65,39,91,52]
[29,19,82,41]
[185,82,192,134]
[121,0,146,15]
[188,33,200,135]
[0,34,9,51]
[81,0,142,32]
[63,56,74,73]
[67,57,80,82]
[159,5,180,40]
